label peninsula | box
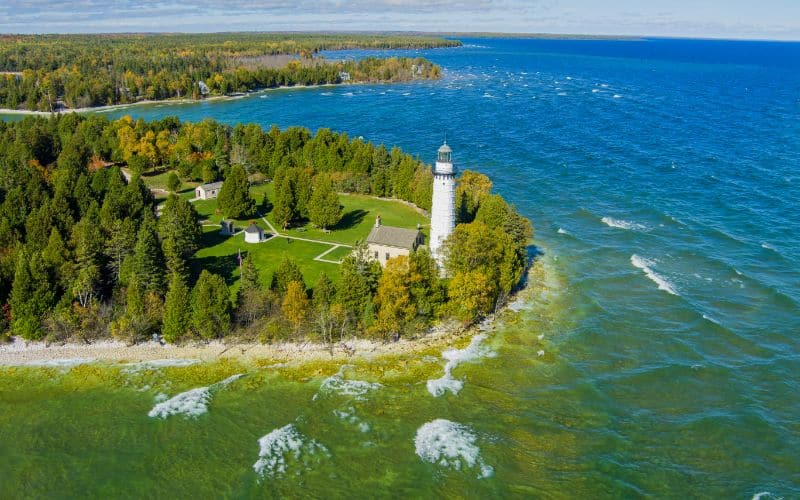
[0,114,532,359]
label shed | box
[196,181,223,200]
[244,223,265,244]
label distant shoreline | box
[0,82,366,117]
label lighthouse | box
[429,141,456,267]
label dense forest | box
[0,114,531,345]
[0,33,459,111]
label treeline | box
[0,33,458,110]
[0,114,531,345]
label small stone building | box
[244,223,265,243]
[366,216,424,267]
[196,181,223,200]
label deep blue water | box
[9,37,800,496]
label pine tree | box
[162,272,190,343]
[269,256,304,295]
[132,212,165,294]
[308,174,342,231]
[70,204,104,307]
[166,171,181,193]
[272,175,295,229]
[239,253,261,292]
[10,250,54,340]
[191,270,231,339]
[217,164,255,218]
[159,194,200,276]
[312,272,335,311]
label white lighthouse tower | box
[429,141,456,266]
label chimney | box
[375,215,382,227]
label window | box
[385,252,390,261]
[374,251,378,259]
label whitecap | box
[557,92,568,96]
[702,314,720,325]
[427,334,496,397]
[253,424,328,478]
[557,227,569,235]
[12,358,95,368]
[752,493,775,500]
[630,255,678,296]
[147,373,244,419]
[601,217,647,231]
[402,92,411,96]
[343,92,354,97]
[320,92,332,96]
[333,407,371,433]
[761,242,777,252]
[613,94,622,99]
[317,366,381,401]
[414,419,493,478]
[592,89,601,93]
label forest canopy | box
[0,33,459,111]
[0,113,531,345]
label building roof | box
[366,225,421,249]
[199,181,223,190]
[244,223,262,234]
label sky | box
[1,0,799,40]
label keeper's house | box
[366,216,424,267]
[196,181,223,200]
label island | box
[0,113,533,361]
[0,33,459,112]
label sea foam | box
[631,255,678,296]
[317,366,381,401]
[601,217,647,231]
[147,374,244,419]
[120,358,200,373]
[414,419,493,478]
[253,424,328,478]
[426,334,495,397]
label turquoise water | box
[2,38,799,497]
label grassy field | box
[180,178,428,291]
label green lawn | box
[186,180,428,292]
[193,226,341,293]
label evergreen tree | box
[272,175,295,229]
[132,212,165,293]
[10,250,54,340]
[191,270,231,339]
[70,203,104,307]
[158,194,201,276]
[239,253,261,292]
[308,174,343,231]
[270,256,304,295]
[104,217,136,283]
[162,272,190,343]
[217,164,255,218]
[312,272,335,311]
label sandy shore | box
[0,321,477,367]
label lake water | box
[1,38,799,498]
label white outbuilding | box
[195,181,223,200]
[244,223,265,243]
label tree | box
[455,170,492,223]
[159,194,200,276]
[10,250,54,340]
[272,175,295,229]
[269,256,304,295]
[131,212,165,293]
[239,253,261,293]
[104,218,136,283]
[447,269,496,324]
[166,171,181,193]
[70,205,104,307]
[373,255,415,339]
[217,164,255,218]
[191,270,231,339]
[336,242,382,322]
[162,272,190,343]
[312,272,335,311]
[282,280,309,331]
[308,174,342,231]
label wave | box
[333,406,371,433]
[253,424,329,479]
[613,94,622,99]
[316,366,381,401]
[147,374,243,419]
[630,255,679,296]
[427,334,496,397]
[414,419,493,478]
[592,89,601,93]
[602,217,647,231]
[557,227,569,235]
[12,358,95,368]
